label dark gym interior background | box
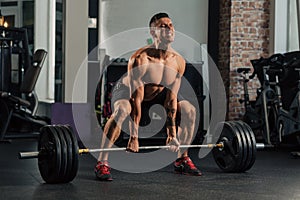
[1,0,300,199]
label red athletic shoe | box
[94,161,113,181]
[174,156,202,176]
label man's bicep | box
[128,58,143,95]
[170,56,185,97]
[169,76,182,97]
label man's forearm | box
[130,101,141,138]
[129,85,144,138]
[166,98,177,139]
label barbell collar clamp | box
[19,152,39,159]
[256,143,274,149]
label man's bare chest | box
[141,59,179,86]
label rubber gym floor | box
[1,139,300,200]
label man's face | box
[151,17,175,44]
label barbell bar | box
[19,142,274,159]
[19,144,225,159]
[17,121,273,184]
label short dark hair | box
[149,12,170,27]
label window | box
[272,0,300,53]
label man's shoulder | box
[170,50,185,66]
[130,46,150,59]
[169,49,186,74]
[170,48,184,60]
[127,46,150,68]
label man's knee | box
[113,101,131,121]
[179,101,196,121]
[187,105,196,121]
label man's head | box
[149,12,175,44]
[149,13,170,27]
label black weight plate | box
[228,121,248,172]
[235,121,253,172]
[212,121,244,172]
[64,125,79,182]
[227,121,248,172]
[59,125,74,183]
[239,121,257,171]
[52,126,68,183]
[38,126,62,183]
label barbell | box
[18,121,272,184]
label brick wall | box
[218,0,271,120]
[219,0,231,103]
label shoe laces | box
[183,157,197,169]
[95,162,111,174]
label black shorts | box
[111,82,130,105]
[111,84,183,109]
[141,87,181,126]
[142,87,168,106]
[142,87,185,105]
